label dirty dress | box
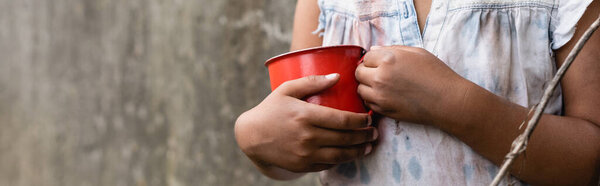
[315,0,593,185]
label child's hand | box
[355,46,468,125]
[235,74,378,177]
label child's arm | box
[355,2,600,185]
[290,0,323,51]
[235,75,376,180]
[234,0,376,180]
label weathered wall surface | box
[0,0,319,185]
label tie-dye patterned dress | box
[314,0,593,185]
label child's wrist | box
[429,77,474,132]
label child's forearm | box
[431,80,600,185]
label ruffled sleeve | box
[313,0,363,46]
[550,0,593,50]
[312,0,327,37]
[311,0,365,47]
[312,0,407,47]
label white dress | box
[315,0,592,185]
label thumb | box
[275,73,340,99]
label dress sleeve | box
[550,0,593,50]
[310,0,364,46]
[312,0,326,37]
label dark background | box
[0,0,318,185]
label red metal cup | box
[265,45,367,113]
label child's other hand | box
[355,46,468,125]
[235,74,378,176]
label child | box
[235,0,600,185]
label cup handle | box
[358,50,366,65]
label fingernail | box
[372,129,378,141]
[364,144,373,155]
[367,114,372,126]
[324,73,339,80]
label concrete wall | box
[0,0,319,185]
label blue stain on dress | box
[392,159,402,183]
[486,164,498,179]
[392,138,399,153]
[408,156,422,180]
[461,13,479,40]
[336,161,357,178]
[359,161,371,184]
[463,164,474,180]
[404,135,412,150]
[533,14,547,29]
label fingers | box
[357,84,377,103]
[275,73,340,99]
[313,144,373,164]
[355,63,377,87]
[304,104,370,130]
[357,84,386,113]
[313,127,378,146]
[363,47,395,68]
